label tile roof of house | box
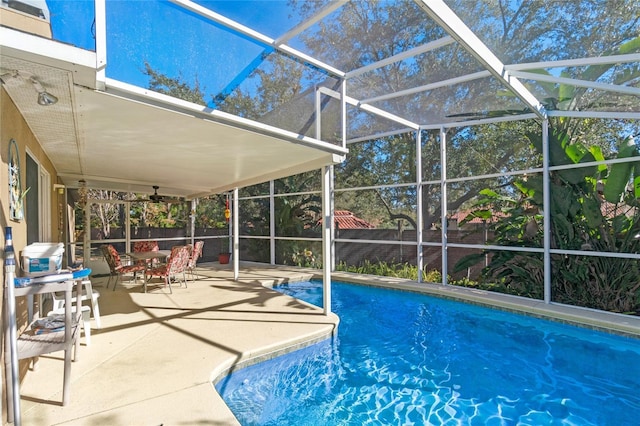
[334,210,376,229]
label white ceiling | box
[1,27,347,199]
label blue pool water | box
[215,281,640,425]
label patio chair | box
[186,241,204,284]
[146,245,191,293]
[101,244,146,291]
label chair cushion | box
[147,265,168,276]
[118,264,145,273]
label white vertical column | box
[542,119,551,303]
[341,75,347,150]
[94,0,107,90]
[334,77,346,273]
[125,200,131,252]
[84,201,91,268]
[322,165,332,316]
[316,84,337,272]
[4,227,20,425]
[233,187,239,281]
[416,129,423,282]
[190,199,196,246]
[329,165,335,271]
[269,181,275,265]
[440,127,448,285]
[315,85,322,139]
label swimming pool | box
[215,280,640,425]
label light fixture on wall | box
[0,70,58,106]
[30,77,58,106]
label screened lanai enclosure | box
[3,0,639,315]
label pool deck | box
[14,263,640,425]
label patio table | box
[126,250,171,292]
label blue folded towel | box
[72,268,92,279]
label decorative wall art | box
[8,138,27,221]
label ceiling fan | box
[138,185,184,203]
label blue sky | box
[47,1,300,98]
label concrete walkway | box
[17,264,338,426]
[13,263,640,425]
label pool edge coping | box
[320,271,640,339]
[209,274,339,424]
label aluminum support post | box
[233,188,239,281]
[440,127,448,285]
[542,120,551,303]
[322,166,332,315]
[416,129,424,282]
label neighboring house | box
[314,210,375,231]
[334,210,375,229]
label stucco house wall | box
[1,85,63,419]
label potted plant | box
[218,237,231,264]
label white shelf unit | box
[4,279,82,423]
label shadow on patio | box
[17,263,338,426]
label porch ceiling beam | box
[414,0,546,119]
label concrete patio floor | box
[12,263,640,425]
[16,263,338,426]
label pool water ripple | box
[216,281,640,425]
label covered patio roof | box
[1,24,346,199]
[1,0,638,198]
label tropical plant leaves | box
[603,136,638,203]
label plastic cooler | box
[21,242,64,277]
